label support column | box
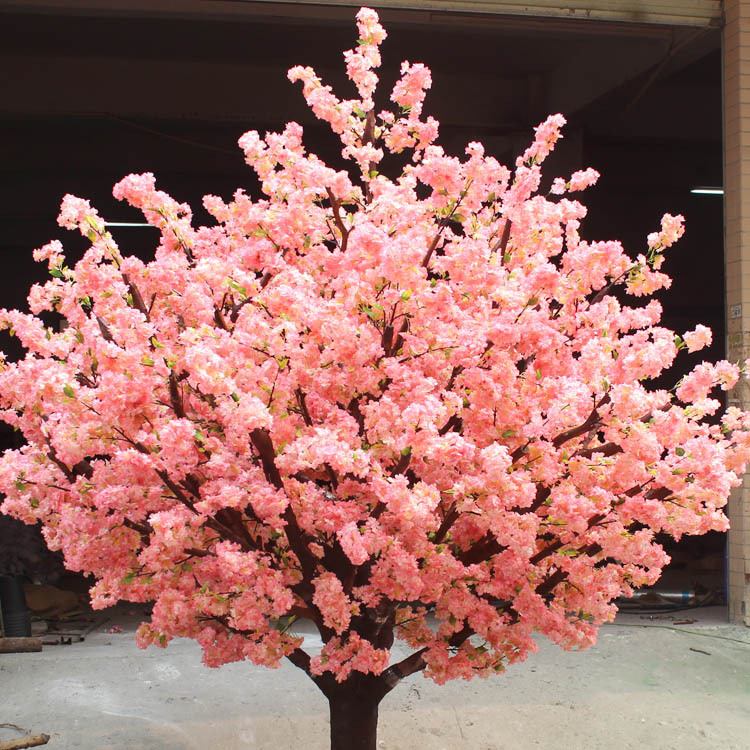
[724,0,750,626]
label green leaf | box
[501,429,515,438]
[63,384,75,399]
[400,446,412,457]
[227,279,247,298]
[400,290,412,301]
[141,355,154,367]
[675,446,685,456]
[230,392,240,403]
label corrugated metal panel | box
[285,0,723,27]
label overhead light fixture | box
[690,187,723,195]
[103,221,154,227]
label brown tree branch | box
[326,188,350,253]
[213,305,230,331]
[446,365,464,391]
[390,449,411,477]
[433,505,458,544]
[438,414,462,436]
[122,273,150,322]
[168,372,186,418]
[551,394,610,449]
[458,535,504,566]
[490,218,512,260]
[96,316,115,343]
[249,428,318,581]
[286,646,313,675]
[249,428,284,490]
[574,442,622,459]
[296,388,313,427]
[381,647,428,691]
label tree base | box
[324,673,387,750]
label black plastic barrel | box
[0,574,32,637]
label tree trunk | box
[286,641,423,750]
[327,683,382,750]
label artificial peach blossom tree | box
[1,9,748,749]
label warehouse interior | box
[0,1,727,629]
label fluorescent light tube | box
[690,187,723,195]
[103,221,154,227]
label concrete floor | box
[2,606,750,750]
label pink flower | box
[568,168,600,192]
[313,572,358,634]
[683,324,712,353]
[550,177,566,195]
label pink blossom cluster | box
[550,167,600,195]
[1,7,748,692]
[343,7,386,110]
[682,324,712,353]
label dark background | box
[0,3,727,595]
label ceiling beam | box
[281,1,723,28]
[0,0,722,28]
